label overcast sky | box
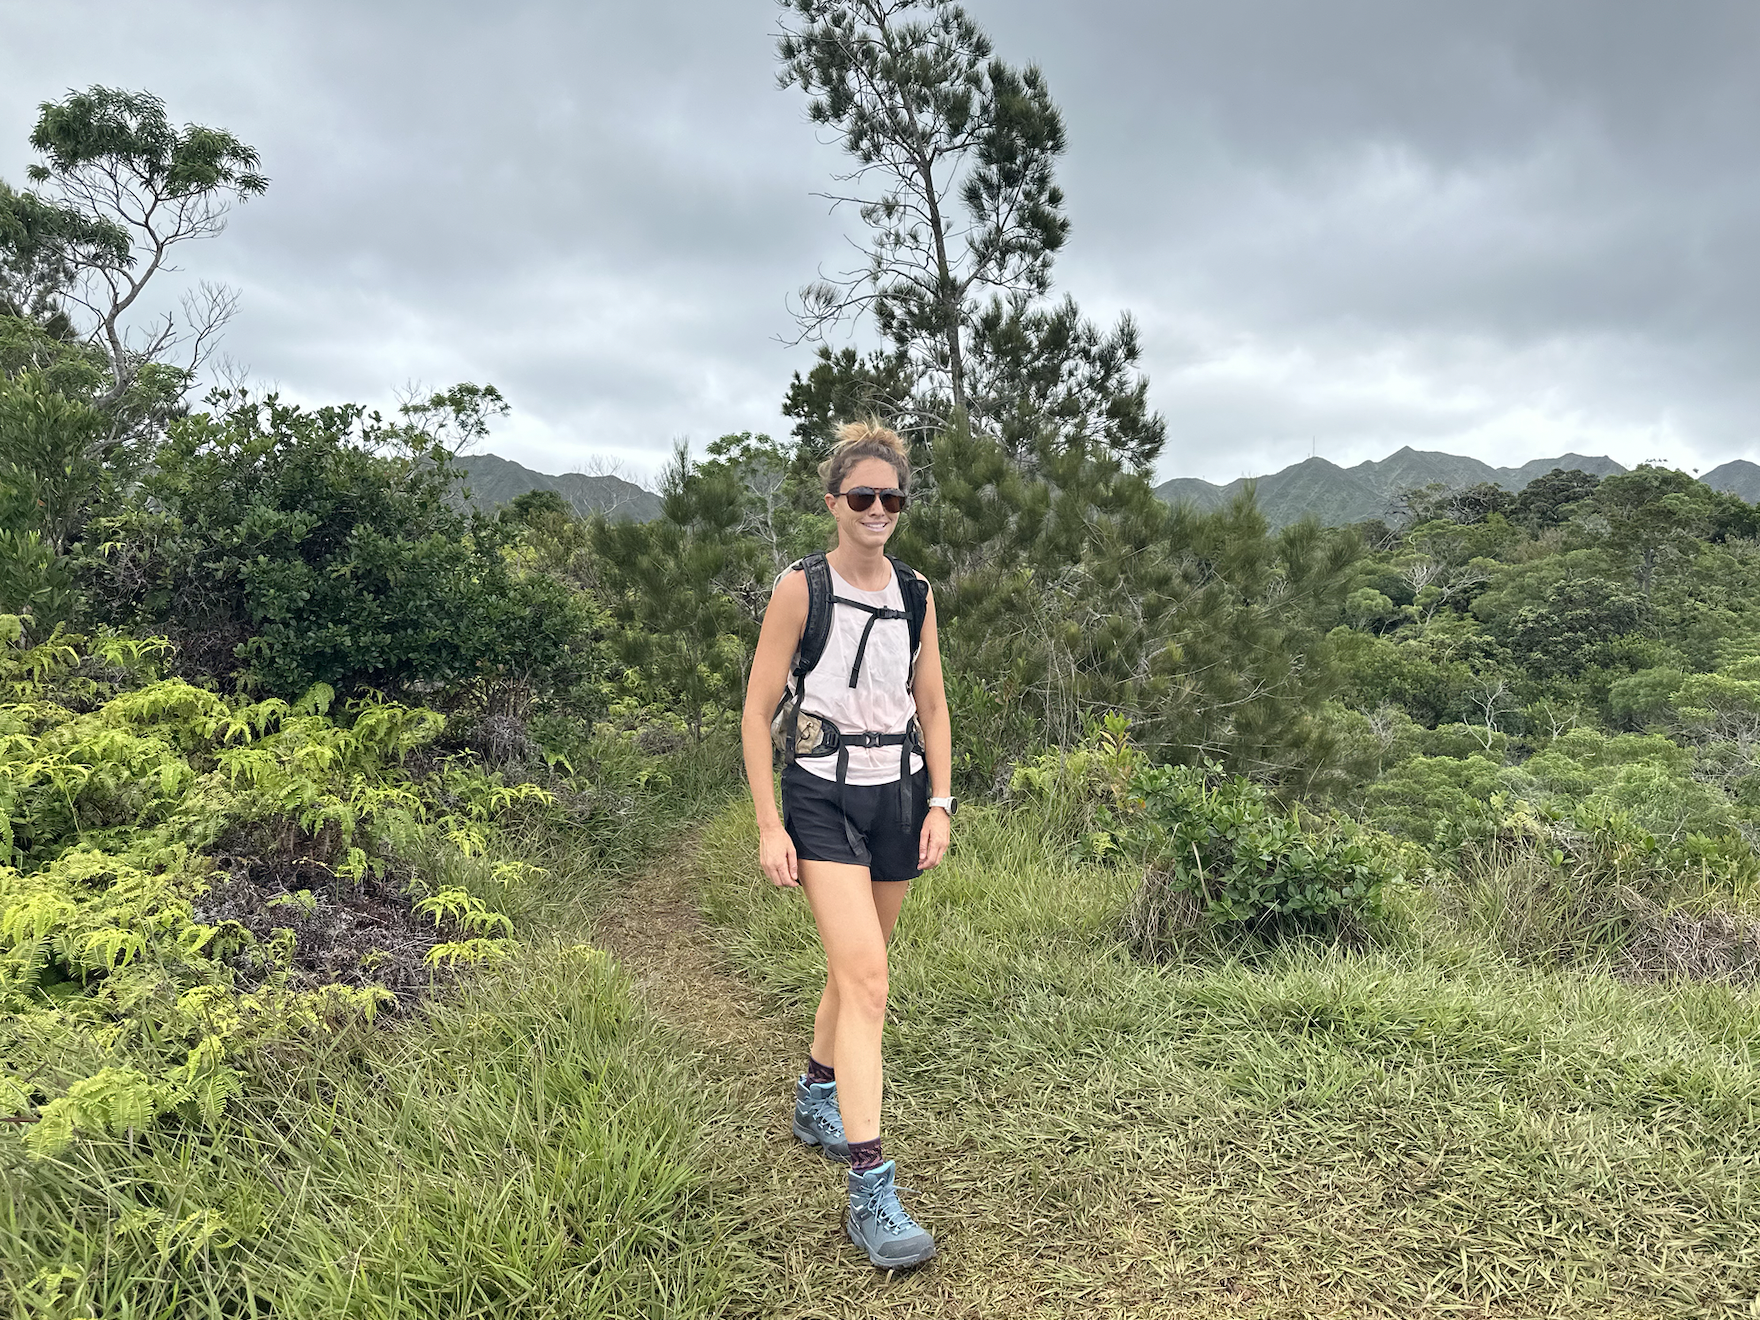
[4,0,1757,485]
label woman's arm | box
[741,569,809,886]
[911,586,953,870]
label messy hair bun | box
[819,419,910,495]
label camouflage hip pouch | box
[771,694,833,764]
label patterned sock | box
[848,1137,884,1173]
[805,1055,835,1085]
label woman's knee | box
[832,959,888,1019]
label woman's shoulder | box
[769,563,811,611]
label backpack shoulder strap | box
[887,555,930,666]
[792,551,834,679]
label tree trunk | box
[916,159,966,414]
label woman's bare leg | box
[798,863,910,1143]
[809,878,910,1085]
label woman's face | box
[825,456,905,553]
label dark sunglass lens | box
[880,491,907,513]
[844,488,877,511]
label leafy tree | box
[1581,466,1718,597]
[1510,467,1601,532]
[1496,576,1648,679]
[0,372,108,626]
[1328,623,1505,729]
[397,381,507,456]
[1343,587,1398,632]
[1362,754,1521,845]
[21,86,267,407]
[79,389,586,701]
[1607,666,1683,729]
[1393,480,1513,528]
[697,430,833,578]
[1393,517,1511,620]
[507,488,572,524]
[0,178,127,332]
[2,89,265,632]
[776,0,1162,466]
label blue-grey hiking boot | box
[846,1160,936,1269]
[792,1077,850,1162]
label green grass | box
[694,798,1760,1317]
[1,734,754,1320]
[10,734,1759,1318]
[2,948,749,1319]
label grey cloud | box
[2,0,1757,483]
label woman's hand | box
[918,807,951,870]
[759,822,800,887]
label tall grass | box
[695,797,1760,1316]
[3,948,751,1318]
[2,734,753,1320]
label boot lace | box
[805,1091,845,1139]
[867,1180,923,1237]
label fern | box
[0,628,528,1155]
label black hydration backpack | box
[769,551,930,845]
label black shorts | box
[782,764,928,881]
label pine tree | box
[590,445,766,742]
[776,0,1163,468]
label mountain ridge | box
[1153,448,1644,527]
[455,446,1756,528]
[452,453,662,522]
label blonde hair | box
[818,419,910,496]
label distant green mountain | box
[454,453,661,522]
[1704,459,1760,503]
[1154,446,1629,527]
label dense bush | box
[78,392,592,702]
[1445,798,1760,976]
[1116,764,1400,951]
[1009,718,1400,949]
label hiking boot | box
[792,1076,850,1162]
[846,1159,936,1269]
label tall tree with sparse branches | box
[21,86,268,408]
[777,0,1163,468]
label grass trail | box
[656,799,1760,1320]
[602,827,1393,1318]
[1,750,757,1320]
[9,768,1756,1318]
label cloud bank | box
[2,0,1756,483]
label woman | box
[740,420,954,1270]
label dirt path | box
[589,833,899,1317]
[589,834,1288,1320]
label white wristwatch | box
[928,796,958,817]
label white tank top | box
[794,561,924,785]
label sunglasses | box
[837,486,908,514]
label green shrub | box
[78,389,592,701]
[1115,763,1400,951]
[0,621,531,1155]
[1361,753,1526,845]
[1444,798,1759,972]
